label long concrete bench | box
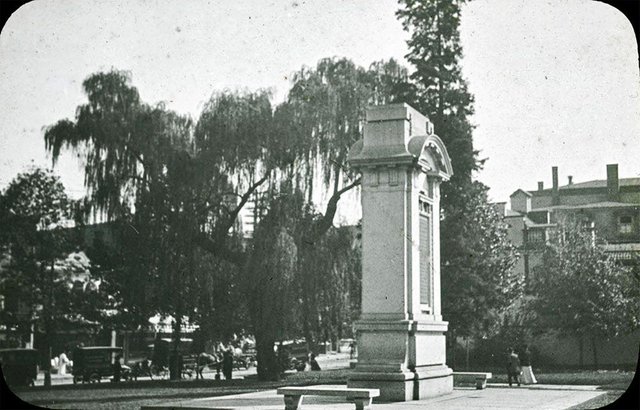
[277,386,380,410]
[452,371,492,389]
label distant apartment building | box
[497,163,640,285]
[494,164,640,367]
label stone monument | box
[347,103,453,401]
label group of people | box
[506,345,537,387]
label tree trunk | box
[590,337,599,369]
[43,259,56,388]
[302,315,316,357]
[448,330,456,370]
[170,314,182,380]
[578,335,584,368]
[465,337,470,371]
[43,328,52,388]
[256,332,278,381]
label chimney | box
[538,181,544,191]
[607,164,619,201]
[568,176,573,185]
[552,166,559,205]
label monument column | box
[347,104,453,401]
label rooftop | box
[534,201,640,212]
[529,177,640,194]
[558,177,640,190]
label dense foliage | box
[39,58,407,379]
[0,169,107,385]
[532,217,640,366]
[439,181,521,338]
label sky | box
[0,0,638,218]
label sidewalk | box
[142,384,606,410]
[34,371,74,386]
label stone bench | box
[452,371,492,389]
[277,386,380,410]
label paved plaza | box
[143,384,606,410]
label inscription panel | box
[419,200,432,311]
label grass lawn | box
[9,367,635,409]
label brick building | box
[496,163,640,367]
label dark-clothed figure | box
[349,342,356,359]
[142,358,153,379]
[309,353,321,371]
[222,349,233,380]
[113,354,123,382]
[506,347,521,387]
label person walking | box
[506,347,521,387]
[520,345,537,385]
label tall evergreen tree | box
[397,0,521,353]
[397,0,480,182]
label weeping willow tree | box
[281,57,411,209]
[270,57,411,352]
[44,71,281,378]
[293,223,362,352]
[243,188,301,380]
[43,58,412,380]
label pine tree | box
[397,0,521,353]
[397,0,480,181]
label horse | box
[196,352,219,380]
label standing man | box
[506,347,521,387]
[222,348,233,380]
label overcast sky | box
[1,0,638,213]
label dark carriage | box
[72,346,122,384]
[0,348,39,387]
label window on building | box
[527,229,545,244]
[619,216,633,234]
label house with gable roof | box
[494,163,640,367]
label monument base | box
[348,365,453,402]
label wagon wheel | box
[90,373,100,383]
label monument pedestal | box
[347,104,455,402]
[347,319,452,401]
